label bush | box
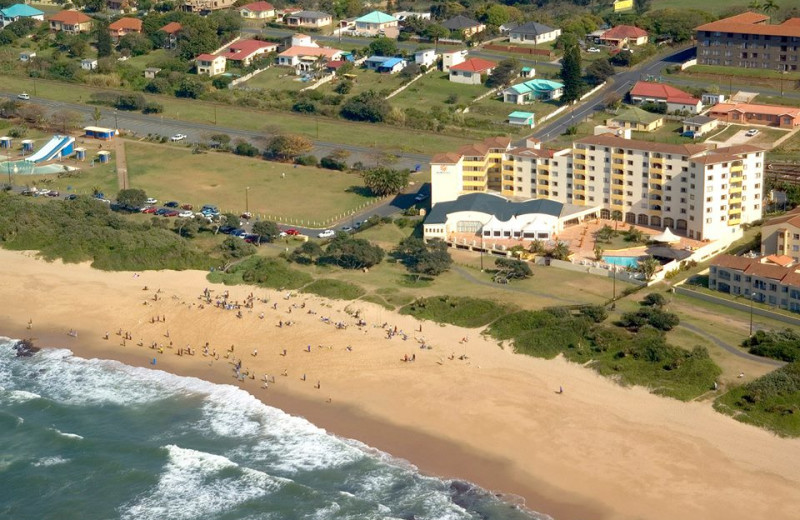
[320,156,347,170]
[743,329,800,362]
[294,154,318,166]
[238,257,312,289]
[340,90,390,123]
[301,279,365,300]
[142,102,163,114]
[234,142,259,157]
[401,296,515,328]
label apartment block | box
[430,134,766,242]
[709,254,800,312]
[761,207,800,262]
[696,11,800,72]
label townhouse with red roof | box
[239,2,275,19]
[599,25,648,47]
[709,102,800,128]
[219,39,278,67]
[629,81,703,114]
[448,58,496,85]
[109,17,142,40]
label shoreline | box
[2,249,800,520]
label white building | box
[448,58,495,85]
[80,58,98,71]
[429,134,765,242]
[441,49,467,72]
[414,49,437,68]
[509,22,561,45]
[195,54,226,76]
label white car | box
[38,188,50,196]
[745,129,759,137]
[170,134,187,142]
[318,229,336,239]
[587,47,600,53]
[17,92,30,100]
[415,193,428,202]
[145,197,158,205]
[178,210,194,218]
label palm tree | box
[762,0,779,16]
[549,241,571,261]
[637,256,660,281]
[748,0,762,11]
[611,210,623,231]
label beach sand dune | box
[2,248,799,520]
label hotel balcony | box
[649,205,662,214]
[574,174,587,181]
[729,183,742,194]
[611,199,624,207]
[612,153,625,162]
[729,217,741,226]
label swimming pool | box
[603,255,640,268]
[0,161,77,175]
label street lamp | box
[114,110,118,131]
[480,229,484,271]
[245,186,250,213]
[749,291,755,336]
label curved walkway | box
[679,322,784,367]
[452,265,581,304]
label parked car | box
[170,134,187,142]
[318,229,335,239]
[414,193,428,202]
[17,92,30,100]
[37,189,51,196]
[219,225,235,234]
[145,197,158,205]
[285,228,300,236]
[341,226,354,233]
[164,201,179,208]
[178,210,194,218]
[47,191,60,197]
[155,208,170,216]
[65,194,78,200]
[141,206,157,214]
[745,128,759,137]
[354,221,362,229]
[180,203,193,210]
[165,210,179,217]
[587,47,600,53]
[21,189,35,196]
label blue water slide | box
[26,135,76,163]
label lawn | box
[391,72,490,112]
[242,66,310,92]
[646,0,763,15]
[630,121,694,145]
[124,50,171,73]
[123,140,378,224]
[317,68,407,98]
[771,131,800,161]
[682,64,800,82]
[0,75,473,155]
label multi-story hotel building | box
[430,134,766,242]
[695,11,800,72]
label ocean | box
[0,338,550,520]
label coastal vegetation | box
[400,296,516,328]
[302,279,366,301]
[715,362,800,437]
[0,194,211,270]
[742,329,800,362]
[487,301,721,401]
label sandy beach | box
[2,248,800,520]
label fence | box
[538,105,568,124]
[229,67,270,88]
[300,73,335,91]
[386,66,435,99]
[211,36,240,56]
[674,284,800,327]
[680,58,697,71]
[579,81,606,101]
[484,44,553,59]
[256,195,391,229]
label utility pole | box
[245,186,250,213]
[749,292,755,336]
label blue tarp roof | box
[380,57,404,68]
[0,4,44,17]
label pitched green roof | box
[508,111,534,119]
[608,106,662,125]
[355,10,396,24]
[0,4,44,17]
[508,79,564,94]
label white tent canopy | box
[651,227,680,243]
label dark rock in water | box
[12,339,40,357]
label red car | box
[141,206,157,214]
[181,203,193,210]
[285,228,300,236]
[165,210,180,217]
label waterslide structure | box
[26,135,75,163]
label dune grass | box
[400,295,516,328]
[301,279,365,300]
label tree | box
[289,241,323,264]
[611,210,623,230]
[368,37,398,57]
[177,16,219,61]
[49,110,82,133]
[593,244,604,261]
[477,4,511,27]
[252,220,280,244]
[92,106,102,125]
[95,21,113,58]
[596,224,616,243]
[265,134,312,161]
[118,33,153,56]
[586,58,615,85]
[67,36,89,58]
[641,292,667,308]
[486,58,520,88]
[636,255,660,281]
[116,188,147,209]
[762,0,779,15]
[174,217,200,238]
[219,236,256,264]
[560,40,583,104]
[398,62,421,81]
[395,237,452,281]
[222,212,241,228]
[340,90,391,123]
[234,141,259,157]
[548,241,571,261]
[321,235,384,269]
[580,305,608,323]
[493,257,532,283]
[748,0,761,10]
[634,0,652,15]
[361,167,409,196]
[175,76,206,98]
[424,23,450,41]
[17,104,47,125]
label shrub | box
[234,142,259,157]
[302,279,365,300]
[294,154,318,166]
[142,102,164,114]
[320,156,347,170]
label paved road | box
[1,93,430,171]
[680,322,785,367]
[530,46,697,142]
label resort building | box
[354,11,398,35]
[195,54,226,76]
[108,17,142,40]
[709,255,800,311]
[448,58,495,85]
[629,81,702,114]
[708,102,800,128]
[508,22,561,45]
[430,134,766,241]
[682,115,720,138]
[442,15,485,38]
[285,11,332,28]
[49,10,92,33]
[605,106,663,132]
[761,207,800,261]
[598,25,648,47]
[423,192,598,243]
[239,1,275,19]
[1,4,44,27]
[503,79,564,103]
[696,11,800,72]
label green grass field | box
[123,140,377,223]
[646,0,753,15]
[0,75,472,154]
[317,68,407,98]
[242,67,310,92]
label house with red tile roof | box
[709,102,800,128]
[109,17,142,40]
[599,25,648,47]
[629,81,702,114]
[709,254,800,311]
[219,39,278,66]
[48,10,92,33]
[696,12,800,72]
[240,1,275,19]
[159,21,181,49]
[449,58,496,85]
[277,45,343,71]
